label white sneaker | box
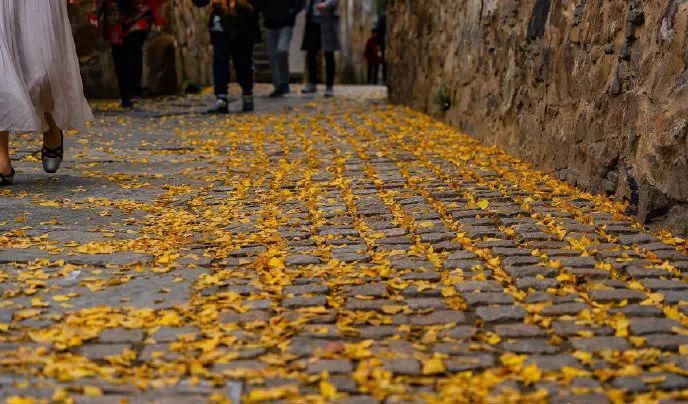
[302,83,317,94]
[207,98,228,114]
[324,87,334,98]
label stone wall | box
[387,0,688,234]
[68,0,212,98]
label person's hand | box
[316,3,327,11]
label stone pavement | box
[1,85,688,403]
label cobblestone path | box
[2,87,688,403]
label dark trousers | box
[307,50,335,88]
[213,37,254,97]
[111,30,147,103]
[367,63,380,85]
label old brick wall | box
[68,0,212,98]
[387,0,688,234]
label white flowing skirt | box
[0,0,93,133]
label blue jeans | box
[266,26,293,91]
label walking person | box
[301,0,340,97]
[261,0,304,98]
[364,28,382,85]
[0,0,93,185]
[194,0,261,113]
[95,0,166,108]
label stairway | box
[253,41,272,83]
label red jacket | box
[364,37,382,65]
[96,0,166,44]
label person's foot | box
[242,95,254,112]
[302,83,317,94]
[280,83,291,95]
[324,86,334,98]
[42,129,63,174]
[121,99,135,109]
[207,98,229,114]
[268,88,285,98]
[0,167,15,186]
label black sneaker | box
[268,88,285,98]
[207,98,229,114]
[121,99,135,109]
[242,95,254,112]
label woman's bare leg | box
[0,131,11,175]
[43,114,62,149]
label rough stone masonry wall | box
[387,0,688,235]
[68,0,212,98]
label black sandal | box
[42,130,63,174]
[0,167,15,186]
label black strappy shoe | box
[42,130,63,174]
[0,168,15,186]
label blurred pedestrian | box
[364,28,382,85]
[301,0,340,97]
[261,0,304,97]
[0,0,93,185]
[194,0,261,113]
[376,13,387,85]
[95,0,166,108]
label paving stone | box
[476,306,526,322]
[624,266,670,278]
[285,254,323,266]
[462,292,514,306]
[410,310,466,325]
[307,359,353,374]
[556,256,596,268]
[445,354,495,372]
[551,394,609,404]
[552,320,613,337]
[570,337,629,352]
[663,290,688,304]
[541,302,589,316]
[446,250,477,260]
[505,265,557,278]
[348,283,387,297]
[588,288,645,303]
[283,296,327,308]
[214,359,268,372]
[382,359,422,376]
[644,334,688,350]
[525,292,577,304]
[610,376,649,393]
[455,281,503,293]
[491,247,532,257]
[400,271,441,281]
[406,297,446,310]
[220,310,271,324]
[527,354,582,371]
[98,328,145,343]
[358,326,399,339]
[567,267,610,279]
[494,324,546,338]
[502,339,558,354]
[445,259,484,270]
[629,317,682,335]
[440,326,478,339]
[609,304,663,317]
[640,279,688,290]
[346,298,394,311]
[284,284,330,296]
[502,256,541,267]
[515,277,560,290]
[402,285,441,297]
[81,344,131,360]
